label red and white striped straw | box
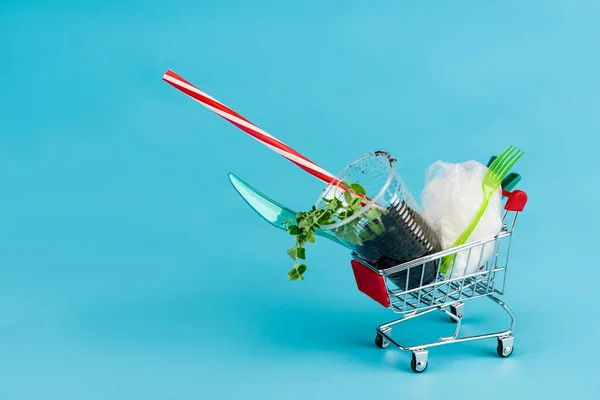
[162,70,340,187]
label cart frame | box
[350,189,528,372]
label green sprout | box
[283,179,385,281]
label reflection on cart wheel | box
[497,337,514,357]
[410,352,428,373]
[375,334,389,349]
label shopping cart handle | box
[504,190,528,212]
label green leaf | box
[365,208,382,221]
[306,229,316,243]
[289,225,301,235]
[318,211,332,224]
[298,237,306,246]
[288,268,300,280]
[344,190,352,204]
[359,229,375,242]
[287,247,297,260]
[369,220,384,236]
[350,183,366,195]
[345,229,358,243]
[327,198,340,210]
[297,247,306,259]
[298,264,307,274]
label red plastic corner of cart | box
[504,190,528,212]
[351,260,390,308]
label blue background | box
[1,0,599,398]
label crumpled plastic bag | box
[421,161,502,278]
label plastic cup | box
[315,151,440,289]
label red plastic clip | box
[504,190,528,212]
[351,260,390,308]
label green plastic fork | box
[439,146,524,274]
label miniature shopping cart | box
[350,189,528,372]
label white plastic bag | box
[421,161,502,278]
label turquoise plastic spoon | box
[228,173,348,247]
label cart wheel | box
[449,303,464,322]
[375,334,389,349]
[497,337,514,357]
[410,352,428,373]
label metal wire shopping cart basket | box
[350,189,528,372]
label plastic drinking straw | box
[162,70,341,187]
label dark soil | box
[378,257,439,291]
[373,150,397,166]
[357,201,441,290]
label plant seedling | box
[283,179,385,280]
